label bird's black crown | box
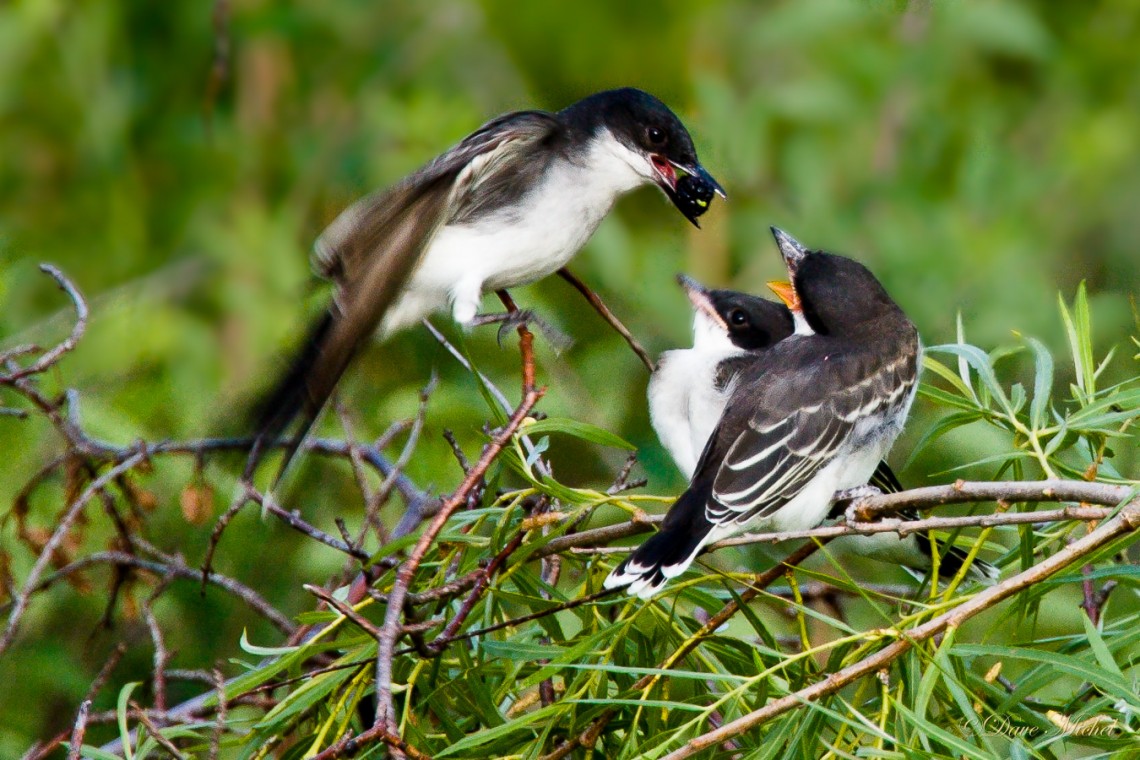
[563,87,699,165]
[708,290,794,350]
[794,252,902,336]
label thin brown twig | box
[442,429,471,474]
[539,479,1134,559]
[374,374,436,534]
[368,300,546,750]
[1,451,147,656]
[850,479,1130,520]
[422,529,527,655]
[557,267,654,372]
[660,498,1140,759]
[3,265,89,382]
[209,666,226,760]
[421,316,553,479]
[304,584,384,640]
[607,452,645,495]
[7,550,293,635]
[253,487,370,561]
[64,642,128,760]
[311,725,431,760]
[132,702,190,759]
[66,700,91,760]
[573,505,1114,554]
[143,575,176,712]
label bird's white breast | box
[381,132,651,334]
[649,314,745,479]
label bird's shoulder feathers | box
[695,332,919,526]
[313,110,567,286]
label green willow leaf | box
[520,417,636,450]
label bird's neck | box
[574,130,655,196]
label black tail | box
[605,479,714,598]
[868,460,903,494]
[245,309,338,484]
[915,533,999,583]
[837,461,998,583]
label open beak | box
[655,158,726,228]
[770,226,808,281]
[676,273,726,329]
[766,280,800,313]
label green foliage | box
[2,0,1140,757]
[917,285,1140,484]
[44,287,1138,758]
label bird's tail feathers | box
[914,532,999,584]
[934,541,999,584]
[604,486,714,599]
[245,309,338,488]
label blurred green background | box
[2,0,1138,750]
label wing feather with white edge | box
[706,350,917,527]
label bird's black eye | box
[728,309,747,326]
[645,126,666,147]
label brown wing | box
[250,111,565,485]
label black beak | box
[676,273,724,328]
[770,226,808,280]
[658,161,726,228]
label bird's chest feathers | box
[449,141,645,289]
[650,339,744,478]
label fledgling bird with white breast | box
[248,88,724,482]
[607,227,922,598]
[648,275,795,479]
[649,275,996,585]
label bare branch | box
[574,505,1114,554]
[557,267,654,372]
[541,479,1134,559]
[849,479,1130,521]
[66,700,91,760]
[369,306,546,754]
[3,265,89,382]
[304,584,383,640]
[2,451,147,656]
[9,550,293,635]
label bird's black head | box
[768,227,901,336]
[564,88,726,226]
[677,274,793,350]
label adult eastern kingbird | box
[248,87,724,481]
[607,228,922,598]
[648,276,996,585]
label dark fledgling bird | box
[249,87,724,482]
[766,279,998,585]
[607,228,923,598]
[647,275,996,587]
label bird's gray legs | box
[468,289,571,349]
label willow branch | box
[540,479,1134,559]
[370,319,546,743]
[661,497,1140,759]
[573,506,1113,554]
